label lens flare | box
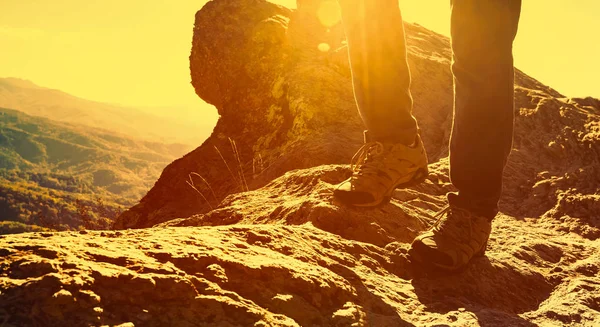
[317,0,341,27]
[318,43,331,52]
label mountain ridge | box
[0,77,210,145]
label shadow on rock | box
[410,255,551,327]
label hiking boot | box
[333,134,428,207]
[408,202,492,271]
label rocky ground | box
[2,0,599,326]
[1,165,600,326]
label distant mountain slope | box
[0,107,190,232]
[0,77,209,145]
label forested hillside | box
[0,107,191,233]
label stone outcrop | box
[2,164,600,326]
[2,0,599,326]
[114,0,597,232]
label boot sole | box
[352,167,429,208]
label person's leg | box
[338,0,418,145]
[333,0,429,207]
[409,0,521,271]
[449,0,522,218]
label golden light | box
[317,0,342,27]
[0,0,598,113]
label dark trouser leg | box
[449,0,522,218]
[338,0,418,145]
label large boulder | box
[115,0,598,234]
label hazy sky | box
[0,0,598,121]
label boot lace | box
[429,206,473,243]
[350,141,385,177]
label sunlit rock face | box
[115,0,599,237]
[1,1,600,325]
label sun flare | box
[316,0,342,27]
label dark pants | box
[339,0,522,218]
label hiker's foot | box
[408,200,492,271]
[333,134,428,207]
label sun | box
[316,0,342,27]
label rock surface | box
[2,0,600,326]
[2,165,600,326]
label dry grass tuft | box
[186,173,214,210]
[187,138,263,207]
[229,137,249,192]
